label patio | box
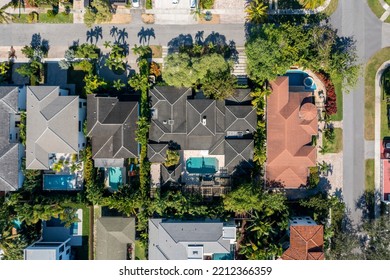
[48,153,84,189]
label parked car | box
[190,0,196,8]
[132,0,139,8]
[384,141,390,158]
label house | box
[281,216,324,260]
[24,210,83,260]
[148,87,256,195]
[148,219,236,260]
[0,86,26,193]
[87,94,139,168]
[26,86,86,170]
[266,76,318,188]
[96,217,136,260]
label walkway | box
[378,0,390,21]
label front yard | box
[13,13,73,24]
[323,127,343,153]
[365,47,390,140]
[330,81,343,121]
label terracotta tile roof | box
[266,76,318,188]
[282,225,324,260]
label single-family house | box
[149,219,236,260]
[266,76,318,188]
[0,86,26,192]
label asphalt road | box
[0,23,246,47]
[330,0,383,226]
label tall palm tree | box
[0,2,13,23]
[245,0,268,24]
[298,0,325,10]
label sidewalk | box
[378,0,390,21]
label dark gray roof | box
[87,94,139,165]
[149,86,256,172]
[148,219,235,260]
[148,143,168,163]
[161,163,182,185]
[0,87,21,191]
[96,217,136,260]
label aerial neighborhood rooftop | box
[0,0,389,264]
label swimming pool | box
[186,157,219,174]
[212,253,233,260]
[109,167,123,191]
[43,174,76,190]
[285,70,317,91]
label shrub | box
[199,0,214,9]
[47,10,56,18]
[164,150,180,167]
[149,61,161,77]
[316,72,337,116]
[27,12,39,23]
[307,166,320,189]
[146,0,152,9]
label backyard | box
[71,205,91,260]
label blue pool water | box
[43,174,75,190]
[213,253,233,260]
[285,70,317,91]
[186,157,218,174]
[109,167,123,191]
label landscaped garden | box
[322,127,343,153]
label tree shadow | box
[167,33,194,54]
[30,33,50,55]
[355,189,380,221]
[137,27,156,45]
[86,26,103,45]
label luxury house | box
[96,217,136,260]
[148,86,256,196]
[26,86,86,170]
[266,76,318,188]
[148,219,236,260]
[281,216,324,260]
[0,86,26,193]
[26,86,86,190]
[86,94,139,168]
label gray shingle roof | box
[26,86,81,170]
[87,94,139,165]
[148,143,168,163]
[161,163,182,185]
[148,219,234,260]
[149,86,256,172]
[96,217,135,260]
[0,87,21,191]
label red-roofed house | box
[266,76,318,188]
[281,217,324,260]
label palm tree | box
[113,79,125,91]
[245,0,268,24]
[298,0,325,10]
[0,2,13,24]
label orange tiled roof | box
[281,225,324,260]
[266,76,318,188]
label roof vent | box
[163,120,167,124]
[168,119,174,125]
[202,116,207,126]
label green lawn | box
[13,13,73,24]
[324,0,339,16]
[381,98,390,139]
[367,0,386,18]
[386,0,390,5]
[323,128,343,153]
[330,80,343,121]
[365,47,390,140]
[72,205,90,260]
[365,159,375,218]
[135,240,147,260]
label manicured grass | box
[386,15,390,23]
[365,159,375,192]
[365,47,390,140]
[135,240,147,260]
[330,80,343,121]
[72,205,90,260]
[12,13,73,23]
[323,0,339,16]
[365,159,375,218]
[386,0,390,5]
[367,0,386,18]
[323,128,343,153]
[150,45,162,58]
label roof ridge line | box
[43,95,78,121]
